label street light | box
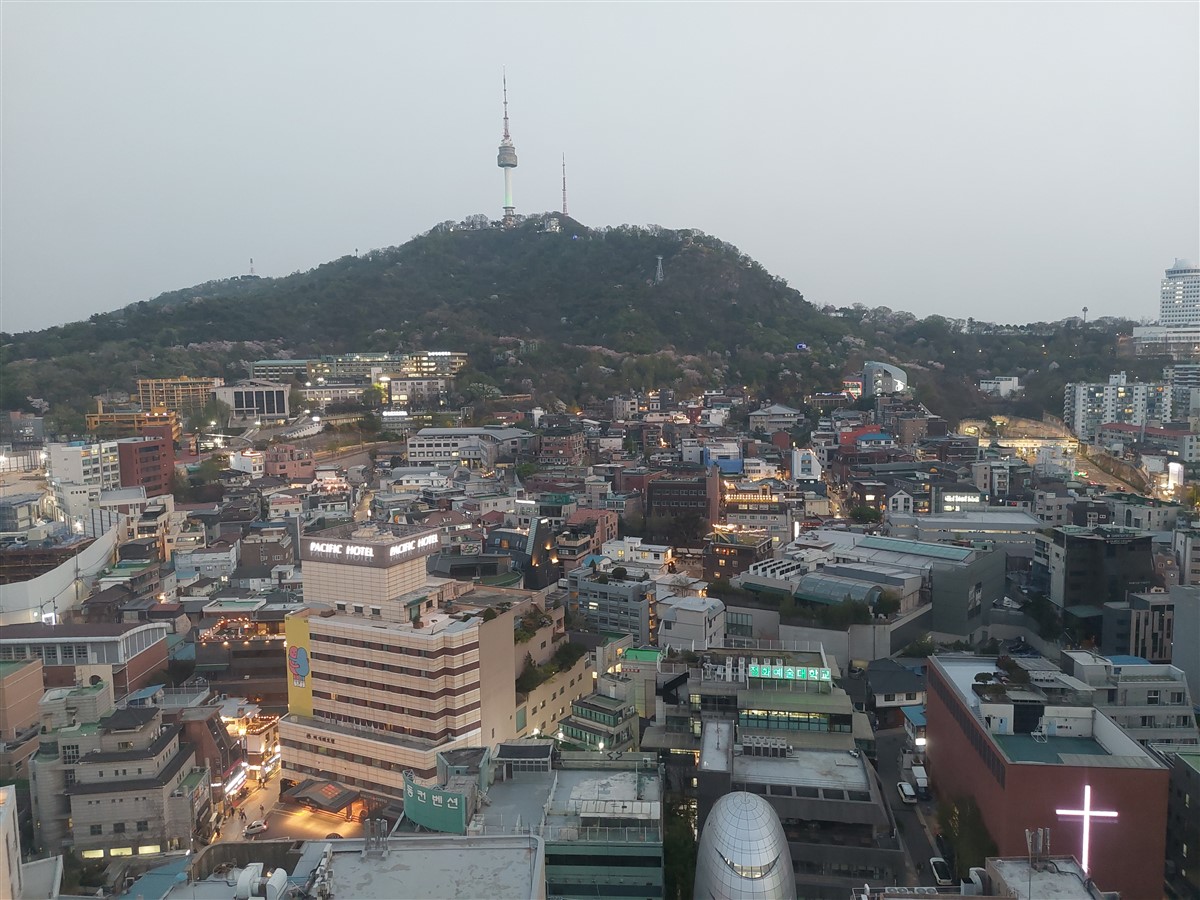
[598,741,605,752]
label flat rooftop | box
[483,760,662,840]
[993,733,1110,765]
[932,655,1160,768]
[328,836,542,900]
[734,748,870,792]
[152,838,543,900]
[989,856,1101,899]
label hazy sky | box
[2,2,1197,335]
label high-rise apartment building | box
[280,523,590,800]
[1063,372,1168,441]
[1159,258,1200,327]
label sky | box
[2,2,1197,335]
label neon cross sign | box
[1055,784,1118,875]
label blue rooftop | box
[901,706,926,727]
[1108,655,1150,666]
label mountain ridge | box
[0,214,1160,427]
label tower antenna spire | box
[562,153,568,216]
[502,69,511,140]
[496,70,518,227]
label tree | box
[848,505,882,524]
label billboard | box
[300,528,440,569]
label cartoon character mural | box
[288,645,310,688]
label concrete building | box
[748,404,804,432]
[136,376,224,414]
[656,594,724,651]
[696,724,902,896]
[979,376,1021,397]
[211,380,289,424]
[0,659,42,779]
[227,449,264,478]
[565,566,656,644]
[641,644,864,760]
[30,680,210,859]
[925,654,1168,900]
[1100,588,1175,662]
[1105,491,1182,531]
[1034,525,1155,610]
[885,509,1043,560]
[247,359,312,382]
[1159,258,1200,327]
[117,435,175,498]
[47,441,121,492]
[480,747,663,900]
[86,408,182,443]
[1060,650,1199,747]
[0,783,63,900]
[405,426,534,468]
[1063,372,1168,441]
[1159,748,1200,898]
[971,457,1034,500]
[263,444,316,482]
[553,675,639,753]
[644,465,721,525]
[0,622,169,696]
[280,522,590,800]
[861,361,908,397]
[703,528,773,584]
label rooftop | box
[734,747,870,792]
[989,855,1107,900]
[148,837,545,900]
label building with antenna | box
[496,74,518,226]
[561,153,568,216]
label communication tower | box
[496,71,519,227]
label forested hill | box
[0,217,850,413]
[0,214,1165,425]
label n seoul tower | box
[497,72,518,227]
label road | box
[874,728,942,888]
[213,774,363,845]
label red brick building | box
[925,655,1168,899]
[264,444,316,482]
[117,434,175,497]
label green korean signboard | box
[746,663,831,682]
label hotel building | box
[280,523,589,802]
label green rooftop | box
[1177,753,1200,776]
[623,648,661,662]
[0,659,37,676]
[178,769,207,791]
[993,733,1110,764]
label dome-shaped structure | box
[693,792,795,900]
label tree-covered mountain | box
[0,214,1168,427]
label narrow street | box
[873,728,942,888]
[213,775,363,845]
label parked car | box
[896,782,918,804]
[930,856,954,886]
[244,819,268,837]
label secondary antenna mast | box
[562,154,568,216]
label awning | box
[283,778,359,813]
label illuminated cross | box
[1055,784,1118,875]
